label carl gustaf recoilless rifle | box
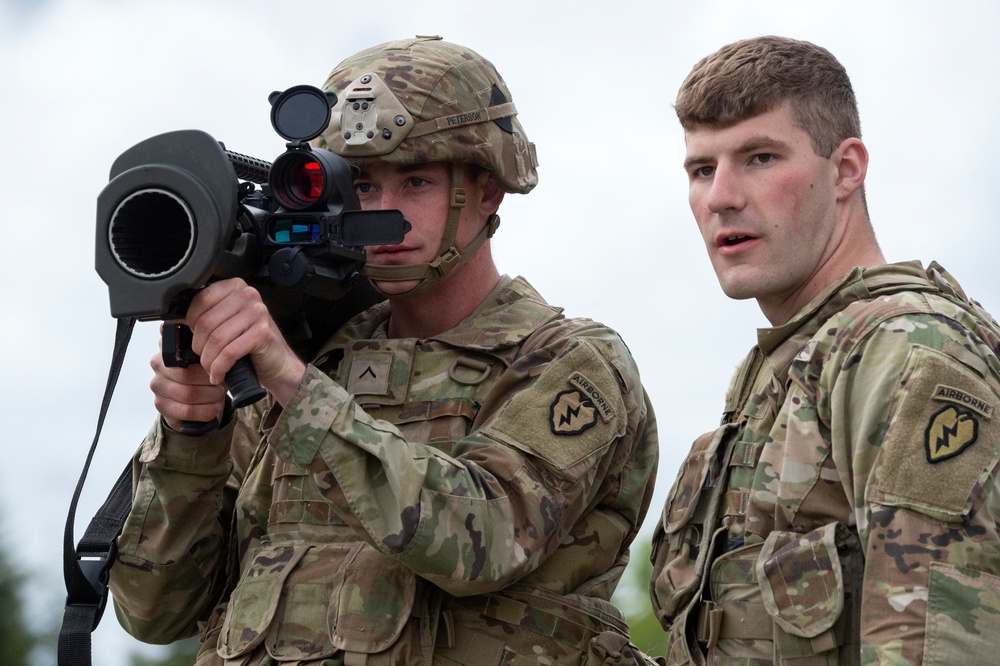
[59,85,410,666]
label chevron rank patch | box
[550,389,598,435]
[925,405,979,463]
[346,351,393,396]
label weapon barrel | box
[225,149,272,184]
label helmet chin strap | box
[362,163,500,299]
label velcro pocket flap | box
[218,543,310,658]
[756,523,844,638]
[329,543,416,653]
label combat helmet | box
[314,35,538,294]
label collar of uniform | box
[311,300,392,365]
[428,275,564,352]
[755,260,934,373]
[310,274,564,364]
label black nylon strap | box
[58,316,136,666]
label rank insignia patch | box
[346,351,393,396]
[925,405,979,463]
[550,389,598,435]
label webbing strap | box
[697,600,774,644]
[696,600,845,657]
[58,316,136,666]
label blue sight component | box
[272,218,322,244]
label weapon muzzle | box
[109,187,195,278]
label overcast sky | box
[3,0,999,663]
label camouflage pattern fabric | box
[314,36,538,196]
[650,261,1000,665]
[110,276,659,665]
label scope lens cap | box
[269,85,338,142]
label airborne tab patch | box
[569,372,615,422]
[932,384,993,419]
[925,405,979,463]
[549,389,598,435]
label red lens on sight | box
[292,160,323,204]
[270,150,334,210]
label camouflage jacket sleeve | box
[269,326,651,597]
[790,306,1000,665]
[109,410,251,642]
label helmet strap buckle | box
[429,246,462,277]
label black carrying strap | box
[58,317,136,666]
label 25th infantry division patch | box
[550,389,597,435]
[925,405,979,463]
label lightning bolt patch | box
[925,405,979,463]
[549,389,598,436]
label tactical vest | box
[201,280,653,665]
[649,352,863,666]
[650,263,1000,666]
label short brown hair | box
[675,36,861,158]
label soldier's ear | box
[476,170,505,217]
[833,137,867,201]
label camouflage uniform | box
[110,275,658,665]
[650,261,1000,665]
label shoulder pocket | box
[482,339,627,474]
[873,344,1000,522]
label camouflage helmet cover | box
[314,36,538,194]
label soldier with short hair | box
[109,36,658,665]
[650,35,1000,665]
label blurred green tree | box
[613,533,667,659]
[0,529,39,664]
